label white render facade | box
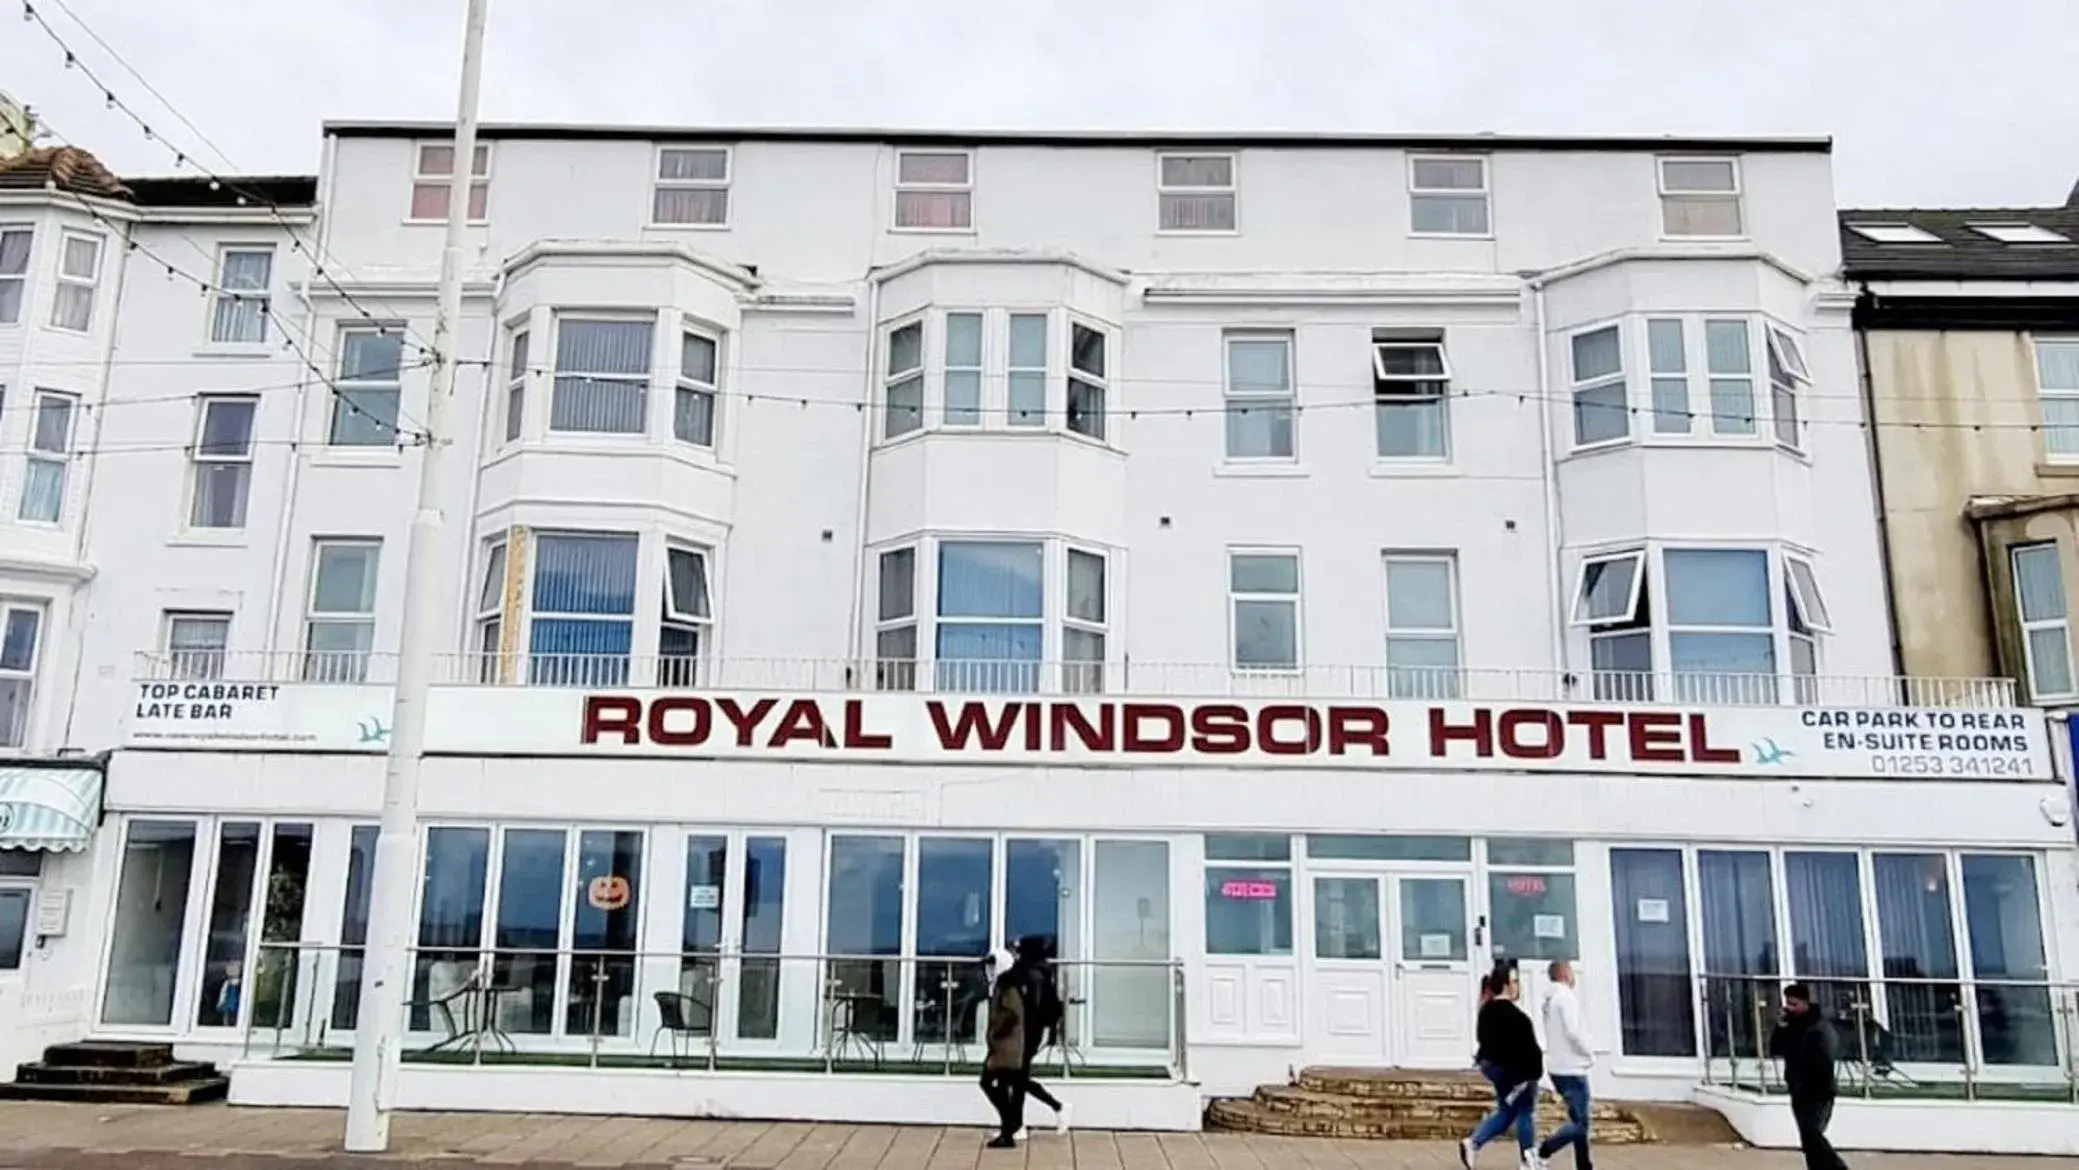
[1,127,2075,1148]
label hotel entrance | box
[1305,871,1476,1067]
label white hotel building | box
[0,126,2073,1144]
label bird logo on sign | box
[358,717,390,745]
[1751,738,1794,766]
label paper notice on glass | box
[1532,914,1567,940]
[1636,898,1670,923]
[1419,933,1453,958]
[688,885,721,910]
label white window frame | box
[474,539,508,682]
[1228,548,1302,672]
[1657,156,1744,239]
[521,531,641,686]
[18,390,77,524]
[1645,318,1692,436]
[1156,152,1238,234]
[1371,339,1452,460]
[1223,331,1297,462]
[674,328,720,448]
[1383,553,1461,699]
[1784,555,1828,699]
[409,141,491,223]
[504,327,530,443]
[1572,549,1652,701]
[881,317,925,440]
[893,149,974,232]
[0,602,43,749]
[1064,547,1107,693]
[1968,222,2069,245]
[874,545,918,691]
[303,538,381,683]
[1006,311,1049,428]
[2010,542,2075,702]
[186,395,258,530]
[162,611,232,681]
[1407,155,1491,237]
[548,314,654,435]
[208,246,274,345]
[651,146,731,228]
[934,539,1046,693]
[660,543,715,688]
[1766,326,1810,452]
[941,311,985,428]
[49,232,102,333]
[1703,318,1758,438]
[329,326,405,446]
[1568,322,1630,448]
[2035,338,2079,464]
[1066,319,1109,443]
[1846,222,1940,244]
[0,224,32,325]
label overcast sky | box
[9,0,2077,208]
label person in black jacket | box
[1767,983,1846,1170]
[1460,970,1543,1169]
[1008,935,1071,1136]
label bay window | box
[936,541,1043,693]
[1572,546,1828,704]
[474,540,507,682]
[874,309,1117,442]
[1064,549,1106,693]
[875,547,918,691]
[659,545,713,687]
[871,537,1111,694]
[675,331,720,447]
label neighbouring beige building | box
[1845,195,2079,703]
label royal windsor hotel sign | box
[124,681,2053,781]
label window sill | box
[1564,438,1634,458]
[2035,462,2079,478]
[1656,232,1751,244]
[1155,229,1240,238]
[487,438,736,475]
[402,219,490,228]
[1408,231,1495,242]
[166,530,250,549]
[1214,462,1309,479]
[192,344,274,361]
[10,518,64,531]
[872,428,1125,457]
[889,225,977,236]
[1369,460,1460,479]
[644,221,732,232]
[309,447,405,469]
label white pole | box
[344,0,490,1151]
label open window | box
[1574,551,1651,702]
[1784,557,1830,633]
[661,546,713,688]
[1765,327,1810,450]
[1371,338,1450,459]
[1784,556,1827,700]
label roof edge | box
[320,120,1834,153]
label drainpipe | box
[1528,279,1569,685]
[842,274,883,680]
[262,133,340,658]
[1851,283,1908,680]
[58,197,134,749]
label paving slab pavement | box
[0,1103,2071,1169]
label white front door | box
[1304,875,1389,1062]
[1391,875,1474,1067]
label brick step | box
[1206,1099,1649,1144]
[1298,1067,1499,1100]
[13,1060,222,1086]
[0,1077,229,1106]
[1253,1084,1632,1125]
[38,1041,176,1070]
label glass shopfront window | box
[330,825,378,1031]
[826,835,905,1044]
[1961,854,2055,1066]
[1610,848,1695,1056]
[1784,851,1869,1022]
[737,836,786,1040]
[913,837,993,1046]
[1204,834,1292,957]
[411,827,490,1031]
[1872,853,1963,1063]
[1091,839,1170,1049]
[1488,871,1577,963]
[102,820,199,1026]
[679,836,727,1035]
[1699,849,1778,1058]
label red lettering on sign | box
[928,701,1019,751]
[768,699,836,748]
[581,695,643,744]
[1325,706,1391,756]
[648,696,713,747]
[1628,711,1684,762]
[1051,702,1115,752]
[1688,713,1739,764]
[842,699,892,750]
[716,697,777,748]
[1499,709,1564,759]
[1220,880,1280,900]
[1257,705,1321,755]
[1123,704,1186,752]
[1565,710,1624,759]
[1430,708,1493,756]
[1190,705,1251,754]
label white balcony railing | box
[132,651,2021,709]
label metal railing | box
[134,651,2021,708]
[235,942,1186,1081]
[1697,973,2079,1102]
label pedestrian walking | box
[1769,983,1848,1170]
[1536,960,1594,1170]
[978,946,1028,1149]
[1008,935,1072,1136]
[1461,970,1544,1169]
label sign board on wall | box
[124,681,2054,781]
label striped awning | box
[0,765,104,852]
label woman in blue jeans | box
[1462,969,1542,1169]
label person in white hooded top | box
[1537,960,1595,1170]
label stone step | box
[38,1041,176,1070]
[1298,1066,1500,1101]
[1252,1084,1632,1125]
[0,1077,229,1106]
[14,1060,222,1086]
[1206,1098,1650,1144]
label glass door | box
[1304,875,1389,1063]
[1391,875,1473,1067]
[100,819,202,1027]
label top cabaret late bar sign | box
[540,691,2047,777]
